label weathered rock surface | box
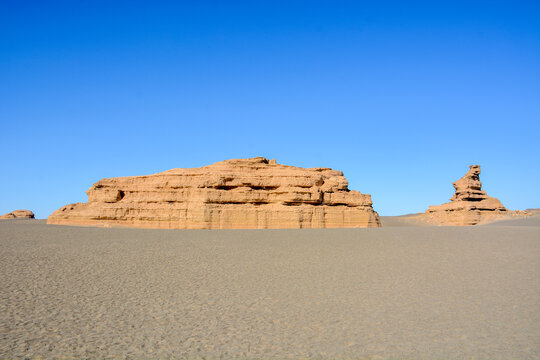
[0,210,35,219]
[47,157,381,229]
[421,165,509,225]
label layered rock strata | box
[422,165,509,225]
[0,210,35,219]
[48,157,381,229]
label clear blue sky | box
[1,1,539,218]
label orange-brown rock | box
[0,210,35,219]
[47,157,381,229]
[422,165,509,225]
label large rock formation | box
[422,165,509,225]
[0,210,35,219]
[47,157,381,229]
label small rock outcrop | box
[422,165,509,225]
[47,157,381,229]
[0,210,35,219]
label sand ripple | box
[0,219,538,359]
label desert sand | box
[1,218,539,359]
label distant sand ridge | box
[420,165,512,225]
[47,157,381,229]
[0,210,34,219]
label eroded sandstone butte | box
[0,210,35,219]
[421,165,509,225]
[47,157,381,229]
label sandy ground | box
[0,219,539,359]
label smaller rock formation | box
[0,210,35,219]
[422,165,509,225]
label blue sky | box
[1,1,539,218]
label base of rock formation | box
[48,157,381,229]
[422,199,510,226]
[0,210,35,219]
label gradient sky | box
[1,1,539,218]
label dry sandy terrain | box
[1,219,539,359]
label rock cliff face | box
[422,165,509,225]
[0,210,35,219]
[47,157,381,229]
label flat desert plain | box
[1,217,539,359]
